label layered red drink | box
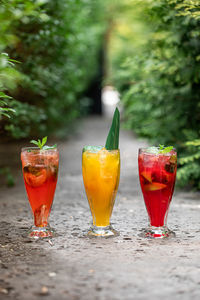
[138,147,177,238]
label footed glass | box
[138,147,177,238]
[21,147,59,239]
[82,146,120,237]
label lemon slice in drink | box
[144,182,167,191]
[141,171,152,183]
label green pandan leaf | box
[105,107,120,150]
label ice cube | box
[83,146,103,153]
[145,147,159,155]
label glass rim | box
[139,146,176,154]
[21,146,58,152]
[82,145,120,153]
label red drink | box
[21,147,59,238]
[138,147,177,238]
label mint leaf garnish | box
[30,136,56,150]
[105,107,120,150]
[29,140,39,147]
[158,145,173,154]
[42,145,57,150]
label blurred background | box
[0,0,200,189]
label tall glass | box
[82,146,120,237]
[138,147,177,238]
[21,147,59,238]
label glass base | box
[140,226,175,239]
[87,225,119,237]
[28,225,55,239]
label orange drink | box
[82,146,120,236]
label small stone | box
[122,197,127,201]
[95,283,102,291]
[40,286,49,295]
[48,239,54,246]
[123,237,132,240]
[48,272,56,277]
[0,288,8,294]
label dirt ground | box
[1,116,200,300]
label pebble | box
[48,272,56,277]
[0,288,8,294]
[40,286,49,296]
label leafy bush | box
[177,140,200,189]
[0,0,106,138]
[0,53,17,119]
[110,0,200,189]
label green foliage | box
[0,167,15,187]
[174,0,200,19]
[177,140,200,188]
[0,0,106,138]
[0,97,15,119]
[110,0,200,189]
[0,53,17,119]
[3,99,46,138]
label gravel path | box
[1,116,200,300]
